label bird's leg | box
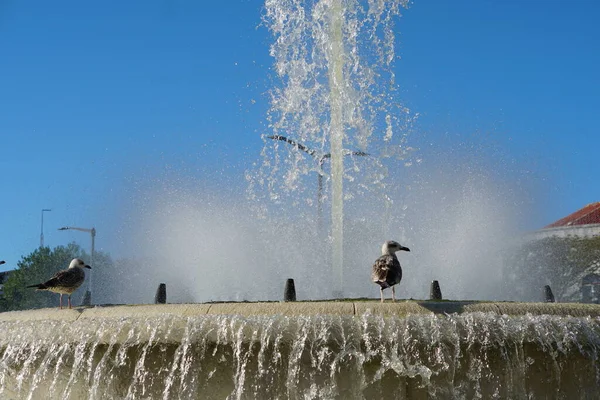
[59,294,63,310]
[380,287,384,303]
[392,286,396,302]
[68,295,72,309]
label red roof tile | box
[545,202,600,228]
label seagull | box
[26,258,91,309]
[372,240,410,303]
[0,261,5,265]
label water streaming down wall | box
[0,310,598,399]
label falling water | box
[253,0,415,298]
[0,312,599,399]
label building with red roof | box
[531,202,600,239]
[545,202,600,228]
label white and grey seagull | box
[27,258,91,309]
[372,240,410,303]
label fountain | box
[1,0,600,399]
[0,303,599,399]
[252,0,416,299]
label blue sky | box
[1,0,599,271]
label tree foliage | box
[504,235,600,302]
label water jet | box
[155,283,167,304]
[284,279,297,302]
[430,280,442,300]
[254,0,415,301]
[544,285,555,303]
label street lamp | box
[58,226,96,305]
[266,134,368,229]
[40,209,52,248]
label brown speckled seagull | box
[372,240,410,303]
[27,258,91,309]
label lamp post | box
[40,209,51,248]
[58,226,96,305]
[266,135,368,231]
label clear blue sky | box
[1,0,599,271]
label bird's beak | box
[401,246,410,252]
[85,265,92,269]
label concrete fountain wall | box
[1,300,600,323]
[0,301,599,399]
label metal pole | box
[40,211,43,248]
[266,136,367,240]
[40,209,51,248]
[317,171,324,233]
[90,228,95,302]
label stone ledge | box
[0,300,598,322]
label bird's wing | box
[42,268,84,289]
[372,255,392,283]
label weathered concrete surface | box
[207,301,354,316]
[0,300,599,322]
[356,300,600,318]
[0,306,82,322]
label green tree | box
[1,243,89,311]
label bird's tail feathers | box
[26,283,46,290]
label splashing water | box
[248,0,416,297]
[107,0,541,305]
[0,312,598,399]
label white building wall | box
[525,223,600,241]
